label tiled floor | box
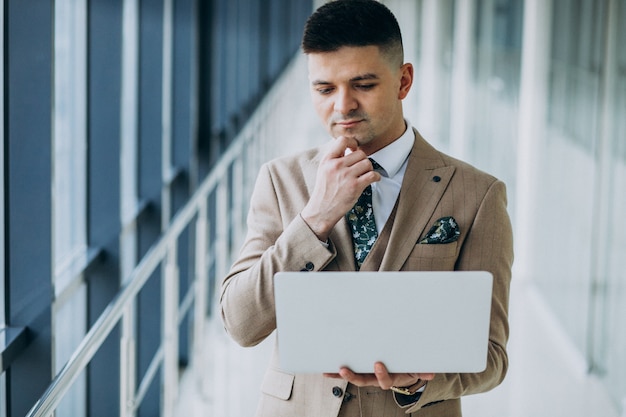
[175,278,622,417]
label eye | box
[355,83,376,91]
[316,87,335,95]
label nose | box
[333,87,358,115]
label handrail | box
[24,54,300,417]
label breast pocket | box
[404,242,458,270]
[261,367,295,401]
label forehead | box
[307,45,393,83]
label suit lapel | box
[380,130,456,271]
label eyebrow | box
[311,73,380,86]
[351,73,379,82]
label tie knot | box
[369,158,386,177]
[369,158,382,171]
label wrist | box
[300,210,335,241]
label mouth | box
[335,119,364,129]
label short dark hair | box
[301,0,404,67]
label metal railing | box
[25,55,305,417]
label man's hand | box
[324,362,435,391]
[301,136,381,241]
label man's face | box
[307,45,413,155]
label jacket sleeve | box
[219,163,337,347]
[405,179,514,413]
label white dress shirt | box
[369,120,414,235]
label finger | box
[338,147,370,169]
[341,136,360,152]
[417,373,436,381]
[358,166,381,184]
[323,373,342,379]
[338,367,356,380]
[338,367,378,387]
[374,362,394,390]
[341,153,382,185]
[325,146,380,189]
[326,136,359,160]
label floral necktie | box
[346,159,380,269]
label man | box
[220,0,513,416]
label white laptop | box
[273,271,493,374]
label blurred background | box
[1,0,624,416]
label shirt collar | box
[370,120,414,178]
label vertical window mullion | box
[136,1,165,415]
[0,0,5,332]
[119,0,140,416]
[5,1,54,415]
[162,0,173,227]
[171,0,195,368]
[1,1,6,414]
[86,0,125,415]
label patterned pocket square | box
[419,216,460,244]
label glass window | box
[533,0,608,360]
[599,0,626,406]
[548,0,607,151]
[536,0,620,373]
[468,0,523,204]
[615,0,626,163]
[53,0,88,415]
[400,0,454,148]
[53,0,88,277]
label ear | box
[397,63,414,100]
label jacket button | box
[305,262,314,271]
[433,175,441,182]
[332,386,343,397]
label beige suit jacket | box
[221,130,514,416]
